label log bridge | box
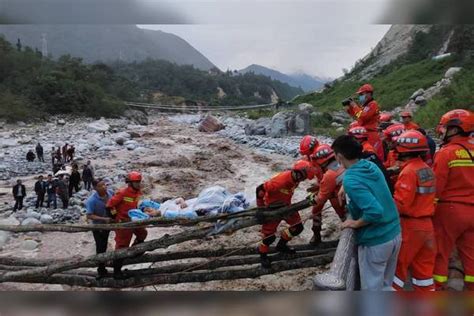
[0,200,357,289]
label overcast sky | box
[140,24,390,79]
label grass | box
[415,66,474,128]
[294,58,456,112]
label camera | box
[342,98,353,106]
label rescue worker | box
[392,130,437,291]
[432,109,474,290]
[380,112,393,125]
[344,84,383,161]
[299,135,323,183]
[349,126,394,193]
[106,171,147,279]
[400,111,420,130]
[308,144,346,245]
[256,160,316,269]
[383,123,406,169]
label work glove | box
[307,193,317,205]
[106,207,117,219]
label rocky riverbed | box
[0,112,342,291]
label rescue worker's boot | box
[276,238,296,255]
[309,225,322,246]
[113,259,129,280]
[260,253,272,269]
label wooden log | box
[0,248,336,277]
[0,241,339,268]
[0,199,312,283]
[312,225,357,291]
[10,252,335,288]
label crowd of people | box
[255,83,473,291]
[12,146,96,211]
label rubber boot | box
[275,238,296,255]
[260,253,272,269]
[113,259,129,280]
[309,225,322,246]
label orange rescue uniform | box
[311,161,346,219]
[393,157,436,291]
[258,170,303,253]
[107,186,147,249]
[347,100,383,161]
[432,136,474,290]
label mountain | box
[0,25,217,71]
[239,64,327,92]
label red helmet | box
[436,109,474,135]
[384,123,406,142]
[400,111,413,118]
[127,171,142,182]
[395,130,429,153]
[357,84,374,95]
[379,112,393,122]
[348,126,369,140]
[311,144,335,166]
[293,160,316,180]
[299,135,319,156]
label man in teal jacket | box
[332,135,401,290]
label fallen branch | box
[11,252,335,288]
[0,241,338,268]
[0,199,312,283]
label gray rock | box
[445,67,462,79]
[57,119,66,126]
[244,117,271,136]
[298,103,314,112]
[0,231,10,248]
[410,88,425,100]
[268,111,311,138]
[331,122,342,127]
[123,109,149,126]
[198,115,225,133]
[40,214,54,224]
[21,217,41,226]
[336,127,345,132]
[0,139,18,148]
[87,118,110,133]
[21,239,39,251]
[97,146,117,152]
[414,95,427,106]
[26,210,41,220]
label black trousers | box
[35,193,45,208]
[60,194,69,209]
[13,197,24,211]
[68,182,80,197]
[92,230,110,272]
[37,153,44,162]
[84,180,93,191]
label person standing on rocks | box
[106,171,146,280]
[51,146,56,166]
[57,174,69,209]
[12,179,26,212]
[35,143,44,162]
[68,164,81,197]
[62,143,68,163]
[86,160,95,178]
[26,150,36,162]
[82,164,94,191]
[66,145,75,162]
[34,175,47,208]
[85,178,114,279]
[46,174,58,209]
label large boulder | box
[40,214,54,224]
[298,103,314,112]
[21,239,39,251]
[410,88,425,100]
[445,67,462,79]
[113,132,131,145]
[244,117,271,136]
[198,115,225,133]
[124,109,149,126]
[21,218,41,226]
[268,111,311,138]
[87,118,110,133]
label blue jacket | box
[343,159,400,247]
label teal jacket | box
[343,159,400,247]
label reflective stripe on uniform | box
[123,197,135,203]
[433,274,448,283]
[393,276,404,288]
[279,189,291,195]
[416,186,436,194]
[448,160,474,168]
[411,278,434,287]
[464,275,474,283]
